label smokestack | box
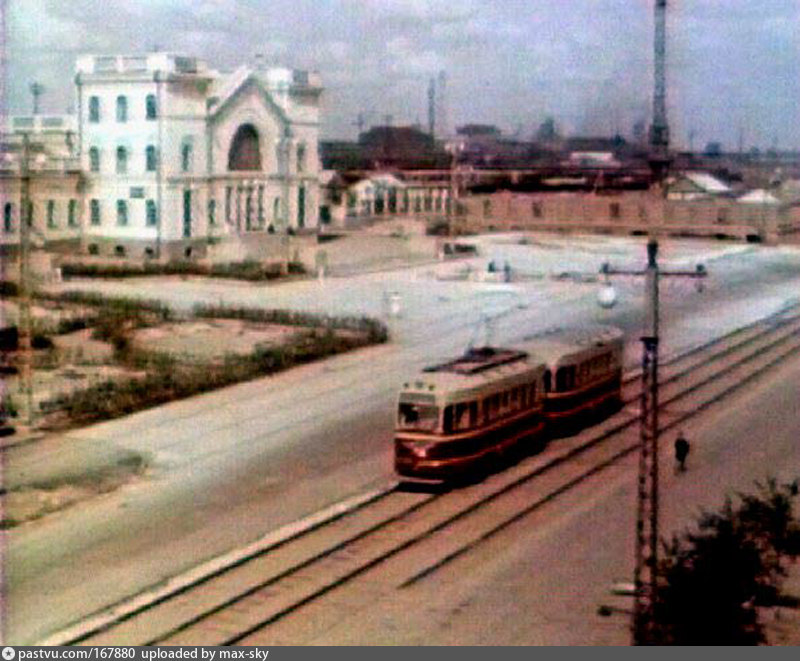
[428,77,436,138]
[436,70,448,138]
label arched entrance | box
[228,124,261,171]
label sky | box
[3,0,799,149]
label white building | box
[1,52,323,260]
[0,115,83,253]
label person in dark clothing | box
[674,432,690,472]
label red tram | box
[394,326,624,481]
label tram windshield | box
[397,402,440,432]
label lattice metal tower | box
[648,0,670,182]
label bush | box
[60,259,305,282]
[652,479,800,645]
[0,281,19,297]
[45,324,385,427]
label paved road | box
[5,235,800,643]
[308,352,800,644]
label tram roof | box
[402,347,545,401]
[520,325,623,366]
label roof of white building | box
[351,174,407,192]
[738,189,781,204]
[683,172,731,194]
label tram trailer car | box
[525,325,624,435]
[394,347,547,480]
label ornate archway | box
[228,124,261,171]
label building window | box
[483,199,492,217]
[297,187,305,228]
[208,199,216,226]
[181,142,193,173]
[146,199,158,227]
[117,200,128,226]
[25,201,34,227]
[257,186,264,226]
[245,188,253,230]
[116,146,128,174]
[90,199,101,226]
[68,200,78,227]
[228,124,261,171]
[47,200,56,228]
[89,96,100,123]
[182,189,192,238]
[3,203,13,232]
[116,95,128,123]
[296,144,306,173]
[146,145,157,172]
[146,94,157,120]
[609,202,621,219]
[273,197,281,223]
[89,147,100,172]
[532,202,543,218]
[225,186,232,223]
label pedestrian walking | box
[674,432,690,472]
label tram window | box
[501,391,510,410]
[398,403,439,432]
[543,370,552,393]
[454,402,470,430]
[482,399,491,424]
[528,384,536,405]
[556,366,576,391]
[443,406,454,433]
[510,388,519,408]
[469,402,479,426]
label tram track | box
[42,304,800,646]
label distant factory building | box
[457,184,800,243]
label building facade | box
[1,52,322,260]
[457,189,800,242]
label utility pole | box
[601,243,707,644]
[18,132,34,426]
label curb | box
[37,485,393,646]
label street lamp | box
[600,239,707,644]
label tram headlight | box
[411,443,431,458]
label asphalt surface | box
[305,351,800,644]
[5,234,800,644]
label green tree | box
[652,479,800,645]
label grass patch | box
[35,294,389,428]
[45,327,382,427]
[193,303,389,343]
[0,450,149,528]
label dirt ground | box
[132,319,301,360]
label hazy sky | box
[4,0,799,149]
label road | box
[5,234,800,644]
[304,348,800,644]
